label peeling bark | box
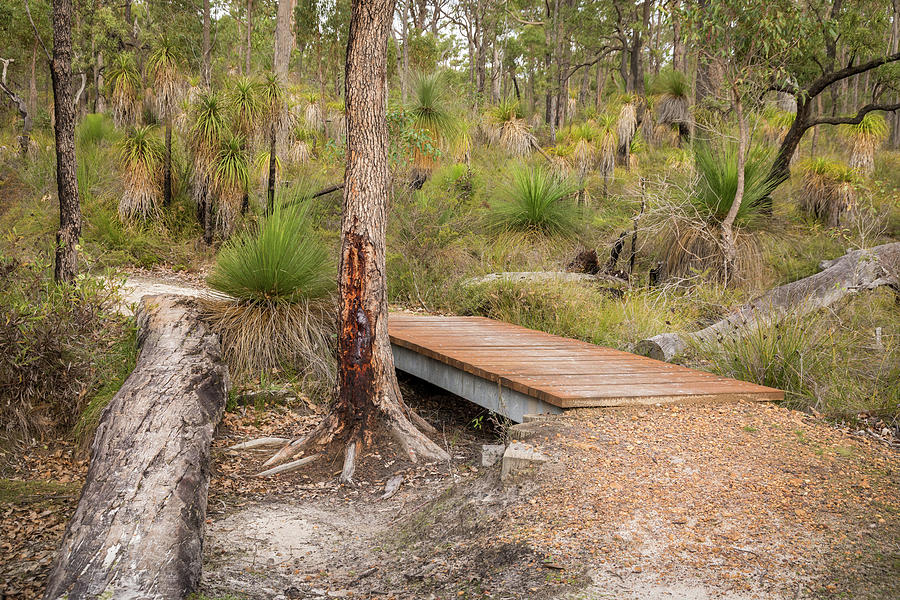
[636,243,900,362]
[43,295,230,600]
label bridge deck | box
[389,314,782,421]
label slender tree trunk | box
[490,41,501,103]
[95,51,104,112]
[246,0,253,75]
[671,0,684,72]
[889,0,900,148]
[202,0,211,86]
[163,122,173,207]
[401,0,409,103]
[596,63,605,109]
[50,0,81,284]
[721,86,747,284]
[0,59,33,157]
[29,39,38,116]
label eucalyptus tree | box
[758,0,900,187]
[49,0,81,283]
[263,0,449,481]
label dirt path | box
[197,395,898,600]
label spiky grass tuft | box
[484,97,535,156]
[204,200,336,381]
[146,37,183,121]
[617,101,637,157]
[489,165,578,237]
[654,70,691,128]
[797,158,859,227]
[212,135,251,233]
[118,126,164,221]
[692,141,775,228]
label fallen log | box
[636,243,900,362]
[43,295,230,600]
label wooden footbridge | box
[389,314,782,423]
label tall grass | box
[700,290,899,418]
[489,166,578,237]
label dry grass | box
[201,298,336,389]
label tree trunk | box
[490,41,501,103]
[274,0,294,77]
[267,124,277,214]
[43,295,229,600]
[202,0,211,86]
[636,242,900,361]
[50,0,81,284]
[29,38,38,117]
[264,0,448,480]
[671,0,684,73]
[400,0,409,103]
[245,0,253,75]
[164,121,173,207]
[0,59,33,157]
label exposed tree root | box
[259,393,448,482]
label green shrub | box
[489,165,578,237]
[0,256,135,441]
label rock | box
[481,444,506,467]
[501,442,548,481]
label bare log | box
[43,295,230,600]
[636,243,900,362]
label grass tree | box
[118,126,165,221]
[227,76,262,213]
[259,73,290,214]
[654,69,691,146]
[407,71,458,176]
[797,158,859,226]
[106,53,142,127]
[188,92,229,243]
[490,165,578,237]
[205,197,336,381]
[616,98,637,168]
[146,37,184,207]
[595,113,617,196]
[568,122,596,205]
[211,134,251,234]
[662,141,776,284]
[844,113,887,176]
[484,96,534,157]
